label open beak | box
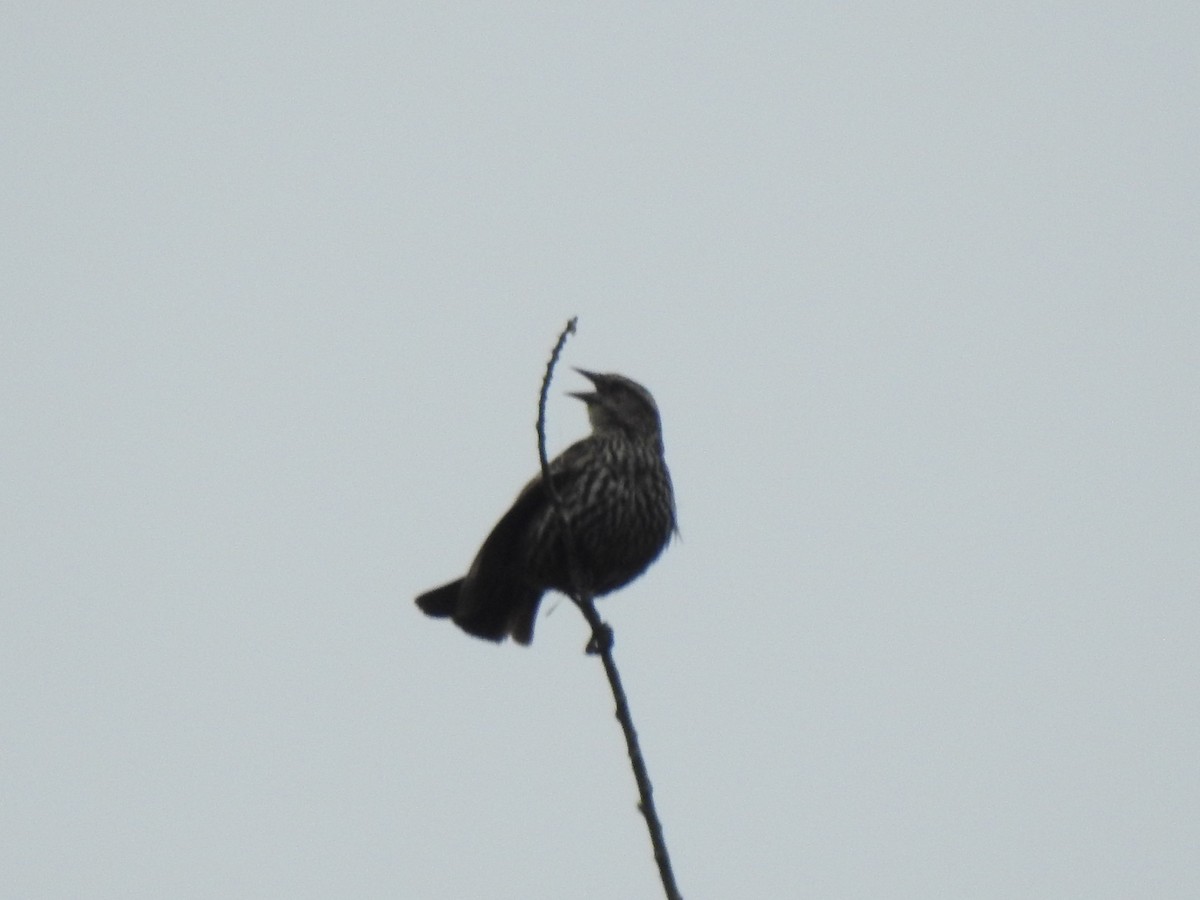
[568,368,602,404]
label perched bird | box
[415,369,676,645]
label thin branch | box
[536,318,683,900]
[536,315,580,594]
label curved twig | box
[536,318,683,900]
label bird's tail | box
[415,579,462,618]
[414,577,542,644]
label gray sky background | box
[3,4,1198,898]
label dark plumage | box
[415,369,676,645]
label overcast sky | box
[3,4,1198,899]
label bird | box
[415,369,676,645]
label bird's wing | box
[465,440,595,583]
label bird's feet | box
[585,622,614,655]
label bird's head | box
[570,369,663,439]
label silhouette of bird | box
[415,369,676,644]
